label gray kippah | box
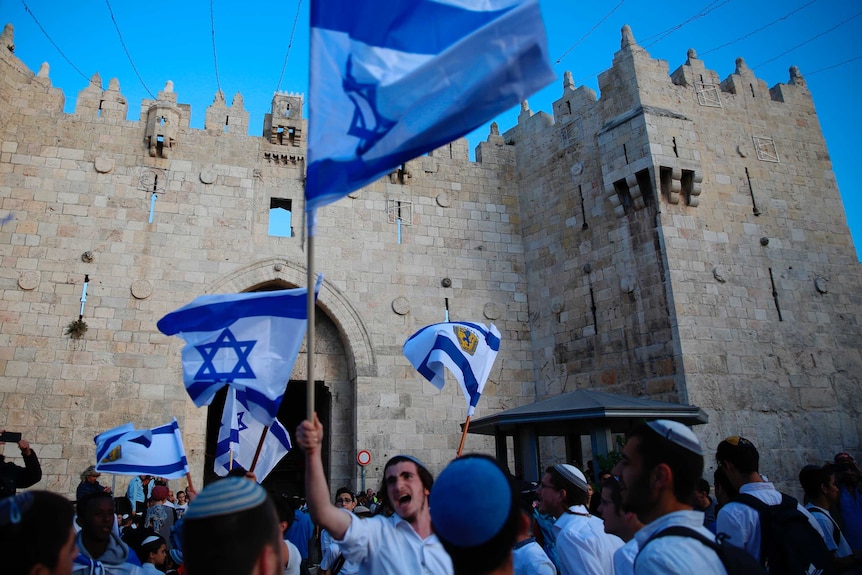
[553,464,589,494]
[647,420,703,456]
[184,477,266,520]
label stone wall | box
[0,20,859,499]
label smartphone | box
[0,431,22,442]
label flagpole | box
[306,208,317,422]
[456,415,471,457]
[249,426,269,473]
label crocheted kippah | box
[386,454,428,473]
[553,464,588,494]
[429,456,511,548]
[647,420,703,456]
[184,477,266,520]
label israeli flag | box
[94,419,189,479]
[306,0,555,211]
[403,321,501,416]
[157,276,322,426]
[215,387,292,482]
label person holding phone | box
[0,429,42,499]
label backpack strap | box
[634,525,720,569]
[807,507,841,546]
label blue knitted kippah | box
[647,420,703,456]
[184,477,266,520]
[429,456,511,548]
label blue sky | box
[4,0,860,260]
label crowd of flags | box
[88,0,551,482]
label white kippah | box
[553,463,588,494]
[647,420,703,456]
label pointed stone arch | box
[208,257,376,381]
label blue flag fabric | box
[403,321,501,416]
[306,0,555,211]
[214,387,292,482]
[157,277,321,426]
[94,419,189,479]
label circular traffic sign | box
[357,450,372,466]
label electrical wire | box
[701,0,816,56]
[642,0,732,49]
[555,0,625,65]
[752,9,862,69]
[210,0,223,96]
[104,0,154,98]
[276,0,304,92]
[806,54,862,76]
[19,0,96,85]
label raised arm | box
[295,412,352,540]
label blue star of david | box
[194,329,256,382]
[236,410,249,432]
[343,56,396,155]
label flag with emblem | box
[305,0,555,212]
[403,321,501,416]
[157,276,322,426]
[93,419,189,479]
[214,387,292,482]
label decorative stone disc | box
[131,279,153,300]
[483,302,501,320]
[200,169,217,184]
[94,157,114,174]
[436,192,451,207]
[18,271,39,291]
[391,297,410,315]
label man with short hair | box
[715,436,825,561]
[73,491,143,574]
[535,463,623,575]
[319,487,360,575]
[597,476,644,575]
[126,475,153,516]
[799,464,861,572]
[296,413,452,575]
[0,429,42,498]
[612,420,726,575]
[693,478,717,532]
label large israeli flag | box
[306,0,555,211]
[157,276,322,426]
[214,387,292,482]
[94,420,189,479]
[403,321,501,416]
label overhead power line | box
[20,0,96,85]
[806,54,862,76]
[104,0,154,98]
[752,9,862,69]
[642,0,732,48]
[276,0,304,92]
[555,0,625,66]
[701,0,817,56]
[210,0,223,96]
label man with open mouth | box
[297,413,453,575]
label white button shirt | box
[553,505,624,575]
[336,513,453,575]
[633,510,726,575]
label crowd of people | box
[2,421,862,575]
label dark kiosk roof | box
[467,389,708,436]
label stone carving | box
[391,297,410,315]
[18,271,38,290]
[484,302,501,320]
[130,279,153,300]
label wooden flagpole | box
[456,416,471,457]
[249,427,269,473]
